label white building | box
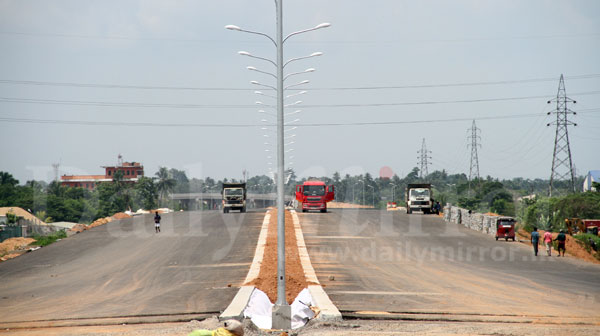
[583,170,600,192]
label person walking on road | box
[531,227,540,256]
[556,230,566,257]
[544,229,553,256]
[154,211,161,233]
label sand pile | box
[0,237,36,255]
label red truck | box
[295,180,335,213]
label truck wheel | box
[224,208,229,214]
[505,237,509,241]
[302,209,307,213]
[241,207,246,213]
[320,209,327,213]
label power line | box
[1,74,600,91]
[2,91,600,109]
[1,110,599,128]
[2,30,598,43]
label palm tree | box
[155,167,176,207]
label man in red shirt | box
[543,230,553,256]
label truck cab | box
[295,181,335,213]
[222,183,247,213]
[405,183,433,214]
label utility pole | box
[467,120,481,195]
[417,138,431,179]
[548,74,576,197]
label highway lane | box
[300,209,600,319]
[0,210,265,324]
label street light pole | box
[273,0,290,328]
[390,183,396,203]
[367,185,375,208]
[357,179,365,205]
[227,5,330,329]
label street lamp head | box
[305,68,316,73]
[315,23,331,29]
[254,91,263,94]
[247,66,257,70]
[250,80,260,85]
[311,52,323,57]
[225,25,241,31]
[238,51,251,56]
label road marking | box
[243,210,270,284]
[292,209,319,284]
[310,236,371,239]
[165,263,250,268]
[329,291,442,296]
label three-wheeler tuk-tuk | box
[495,217,516,241]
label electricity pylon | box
[468,120,481,194]
[548,74,577,197]
[417,138,431,179]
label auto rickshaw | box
[495,217,516,241]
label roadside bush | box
[31,230,67,247]
[573,233,600,259]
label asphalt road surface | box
[0,210,265,325]
[300,209,600,322]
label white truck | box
[222,183,247,213]
[405,183,433,214]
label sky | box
[1,0,599,184]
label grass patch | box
[573,233,600,259]
[31,230,67,247]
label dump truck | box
[222,183,247,213]
[405,183,433,214]
[566,218,600,236]
[295,180,335,213]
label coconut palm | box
[155,167,176,207]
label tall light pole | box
[353,182,360,204]
[390,183,396,203]
[367,185,375,208]
[227,4,330,329]
[357,179,365,205]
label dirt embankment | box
[0,237,36,261]
[517,229,600,264]
[328,202,373,209]
[246,209,313,304]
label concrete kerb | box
[290,209,342,321]
[219,210,271,321]
[219,209,342,322]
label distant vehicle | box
[566,218,600,236]
[495,217,516,241]
[222,183,247,213]
[405,183,433,214]
[295,180,335,213]
[386,202,398,211]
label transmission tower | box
[548,74,577,196]
[417,138,431,178]
[467,120,481,193]
[52,163,60,181]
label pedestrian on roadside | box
[154,211,161,233]
[531,227,540,256]
[556,230,566,257]
[543,229,553,256]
